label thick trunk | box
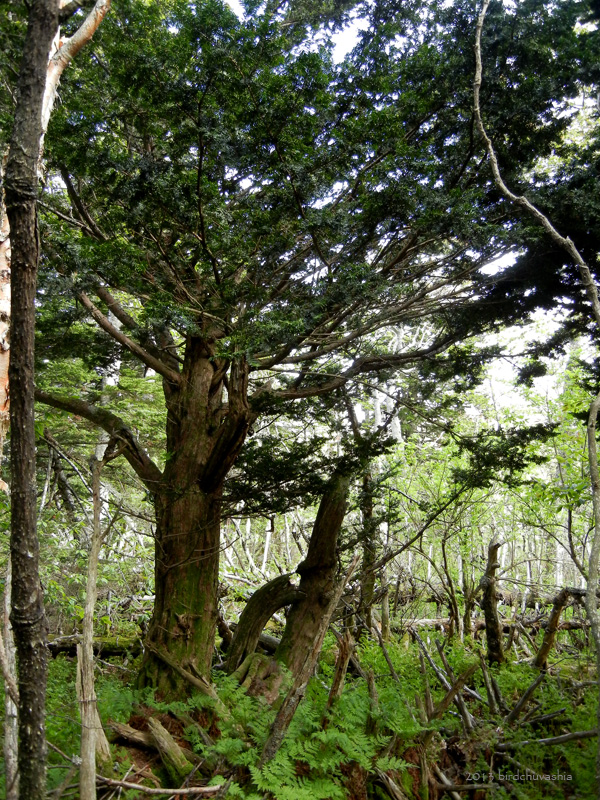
[275,469,351,676]
[139,343,252,695]
[140,486,223,694]
[139,344,252,699]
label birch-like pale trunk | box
[78,456,111,800]
[2,561,19,800]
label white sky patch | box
[480,251,518,276]
[223,0,366,63]
[333,18,369,63]
[480,308,566,421]
[224,0,245,18]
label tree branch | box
[35,388,163,491]
[77,291,181,384]
[268,334,457,400]
[42,0,112,133]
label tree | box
[34,0,596,696]
[2,2,110,796]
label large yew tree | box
[34,0,598,695]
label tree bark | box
[275,468,351,675]
[0,162,10,484]
[479,539,505,665]
[3,4,111,796]
[5,3,59,797]
[226,573,303,674]
[138,343,253,694]
[359,470,376,631]
[78,455,112,800]
[261,553,359,764]
[531,587,571,670]
[140,485,224,694]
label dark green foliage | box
[452,423,557,489]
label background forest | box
[3,0,600,798]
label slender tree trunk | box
[3,4,110,796]
[79,455,112,800]
[359,470,376,631]
[5,4,59,797]
[480,539,505,665]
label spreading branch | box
[77,291,181,384]
[34,388,163,491]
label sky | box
[223,0,367,62]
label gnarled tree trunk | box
[275,468,351,676]
[226,574,303,674]
[479,539,505,665]
[138,344,253,694]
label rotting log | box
[147,717,194,785]
[48,635,141,658]
[108,721,206,768]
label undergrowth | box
[0,638,597,798]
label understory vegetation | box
[4,355,600,798]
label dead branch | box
[504,672,546,725]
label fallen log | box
[107,721,204,767]
[398,617,588,633]
[96,776,226,795]
[48,635,141,658]
[148,718,194,785]
[497,729,597,751]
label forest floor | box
[7,607,597,800]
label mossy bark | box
[139,487,223,695]
[138,344,252,697]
